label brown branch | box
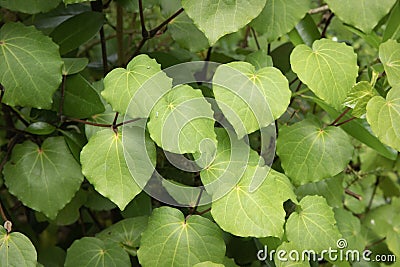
[308,4,329,14]
[321,12,335,38]
[345,188,362,201]
[250,27,261,50]
[329,107,351,126]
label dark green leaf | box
[62,58,89,75]
[50,11,104,55]
[25,122,56,135]
[0,0,61,14]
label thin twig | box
[58,75,67,119]
[99,27,108,75]
[329,107,351,126]
[196,207,211,216]
[250,27,261,50]
[367,177,380,211]
[114,118,141,128]
[0,83,4,104]
[344,188,362,201]
[334,116,356,127]
[138,0,148,38]
[308,4,329,14]
[66,117,113,127]
[321,12,335,38]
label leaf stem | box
[344,188,362,201]
[116,2,124,66]
[0,83,4,104]
[334,116,356,127]
[128,7,184,62]
[329,107,351,126]
[250,27,261,50]
[66,117,113,127]
[58,75,67,119]
[321,12,334,38]
[367,177,380,211]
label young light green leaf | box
[160,0,209,52]
[62,58,89,75]
[286,196,342,252]
[213,62,290,138]
[211,166,297,238]
[64,237,130,267]
[54,74,105,118]
[325,0,396,33]
[147,84,216,154]
[80,127,156,210]
[137,207,226,267]
[0,0,61,14]
[344,81,379,118]
[194,262,224,267]
[3,137,83,219]
[251,0,311,42]
[200,128,262,198]
[0,22,63,109]
[181,0,266,45]
[276,118,353,185]
[379,39,400,87]
[366,87,400,151]
[102,54,172,115]
[96,217,148,256]
[0,226,37,267]
[291,39,358,110]
[50,11,104,55]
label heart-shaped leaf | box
[379,39,400,87]
[182,0,266,45]
[0,22,63,109]
[64,237,130,267]
[291,39,358,110]
[251,0,311,42]
[3,137,83,219]
[102,54,172,115]
[286,196,342,252]
[325,0,397,33]
[366,87,400,151]
[213,62,290,138]
[80,126,156,210]
[276,118,353,185]
[0,226,37,267]
[147,84,216,154]
[211,166,296,238]
[137,207,226,266]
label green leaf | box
[199,128,262,197]
[383,1,400,42]
[366,87,400,151]
[245,50,273,70]
[194,262,224,267]
[286,196,342,252]
[25,122,56,135]
[137,207,226,266]
[324,0,396,33]
[213,62,290,138]
[296,176,344,208]
[0,0,61,14]
[147,84,216,153]
[64,237,130,267]
[0,22,63,109]
[3,137,84,219]
[54,74,105,118]
[386,213,400,259]
[102,54,172,115]
[62,58,89,75]
[305,95,397,160]
[0,226,37,267]
[251,0,311,42]
[96,217,148,256]
[50,11,104,55]
[64,0,95,4]
[121,192,152,218]
[379,39,400,87]
[160,0,209,52]
[277,118,353,185]
[334,208,365,252]
[291,39,358,110]
[288,14,320,47]
[344,81,379,118]
[181,0,266,45]
[80,126,156,210]
[211,166,296,238]
[53,189,87,225]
